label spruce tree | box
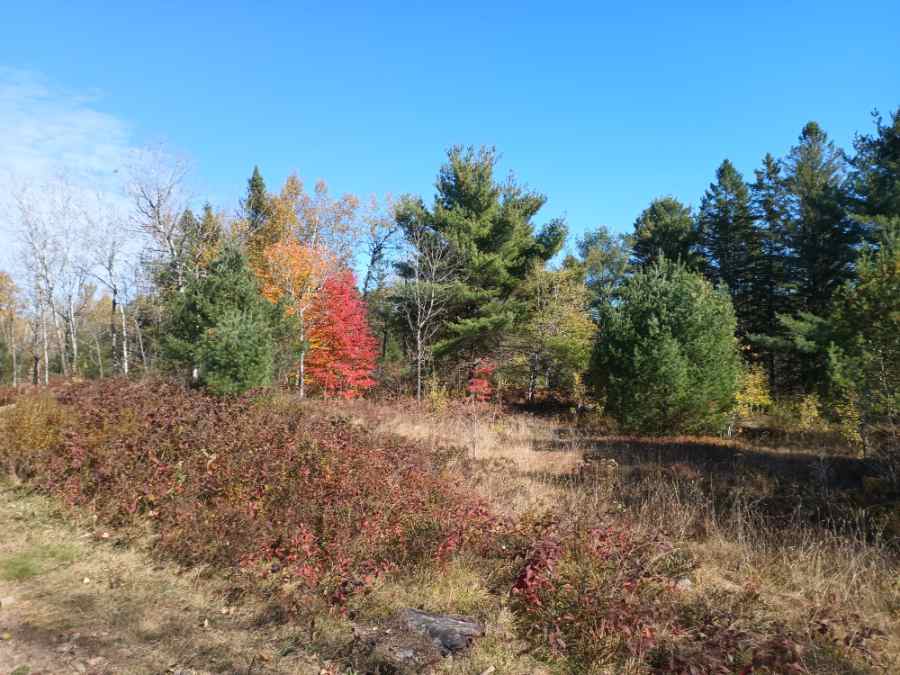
[698,160,756,337]
[850,107,900,238]
[748,154,792,386]
[783,122,860,316]
[631,197,703,271]
[241,166,270,233]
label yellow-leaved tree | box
[258,239,334,396]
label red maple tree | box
[467,358,496,402]
[306,270,378,399]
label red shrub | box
[509,518,814,673]
[26,379,495,607]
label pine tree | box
[631,197,703,271]
[163,245,276,395]
[850,108,900,227]
[698,160,757,337]
[589,258,742,434]
[400,146,566,368]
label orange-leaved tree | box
[258,238,333,396]
[306,270,377,399]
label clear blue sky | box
[2,1,898,247]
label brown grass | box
[346,399,900,673]
[3,391,898,673]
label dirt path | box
[0,483,329,675]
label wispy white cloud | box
[0,66,135,183]
[0,67,138,252]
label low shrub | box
[9,378,496,608]
[0,389,68,480]
[508,515,884,673]
[510,518,697,671]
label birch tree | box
[395,214,458,402]
[127,147,191,292]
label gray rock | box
[351,609,484,673]
[397,609,483,656]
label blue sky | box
[1,1,898,252]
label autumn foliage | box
[3,379,493,607]
[258,238,331,315]
[256,238,377,397]
[307,270,378,398]
[466,358,496,402]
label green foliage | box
[828,220,900,458]
[631,197,703,271]
[155,206,224,292]
[163,245,276,395]
[575,225,632,312]
[399,146,566,363]
[241,165,270,233]
[850,108,900,226]
[507,264,596,396]
[699,159,758,337]
[589,259,742,434]
[196,308,274,395]
[748,153,793,383]
[783,122,862,317]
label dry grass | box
[3,393,898,673]
[353,399,900,673]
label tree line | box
[1,109,897,445]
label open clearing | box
[2,392,899,674]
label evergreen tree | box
[748,154,793,386]
[163,245,276,395]
[399,146,566,368]
[241,166,270,233]
[850,108,900,228]
[756,122,862,391]
[631,197,703,271]
[698,160,757,337]
[589,258,742,434]
[783,122,860,316]
[828,221,899,458]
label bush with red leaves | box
[509,519,820,673]
[467,359,496,402]
[18,378,496,607]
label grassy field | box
[1,383,898,673]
